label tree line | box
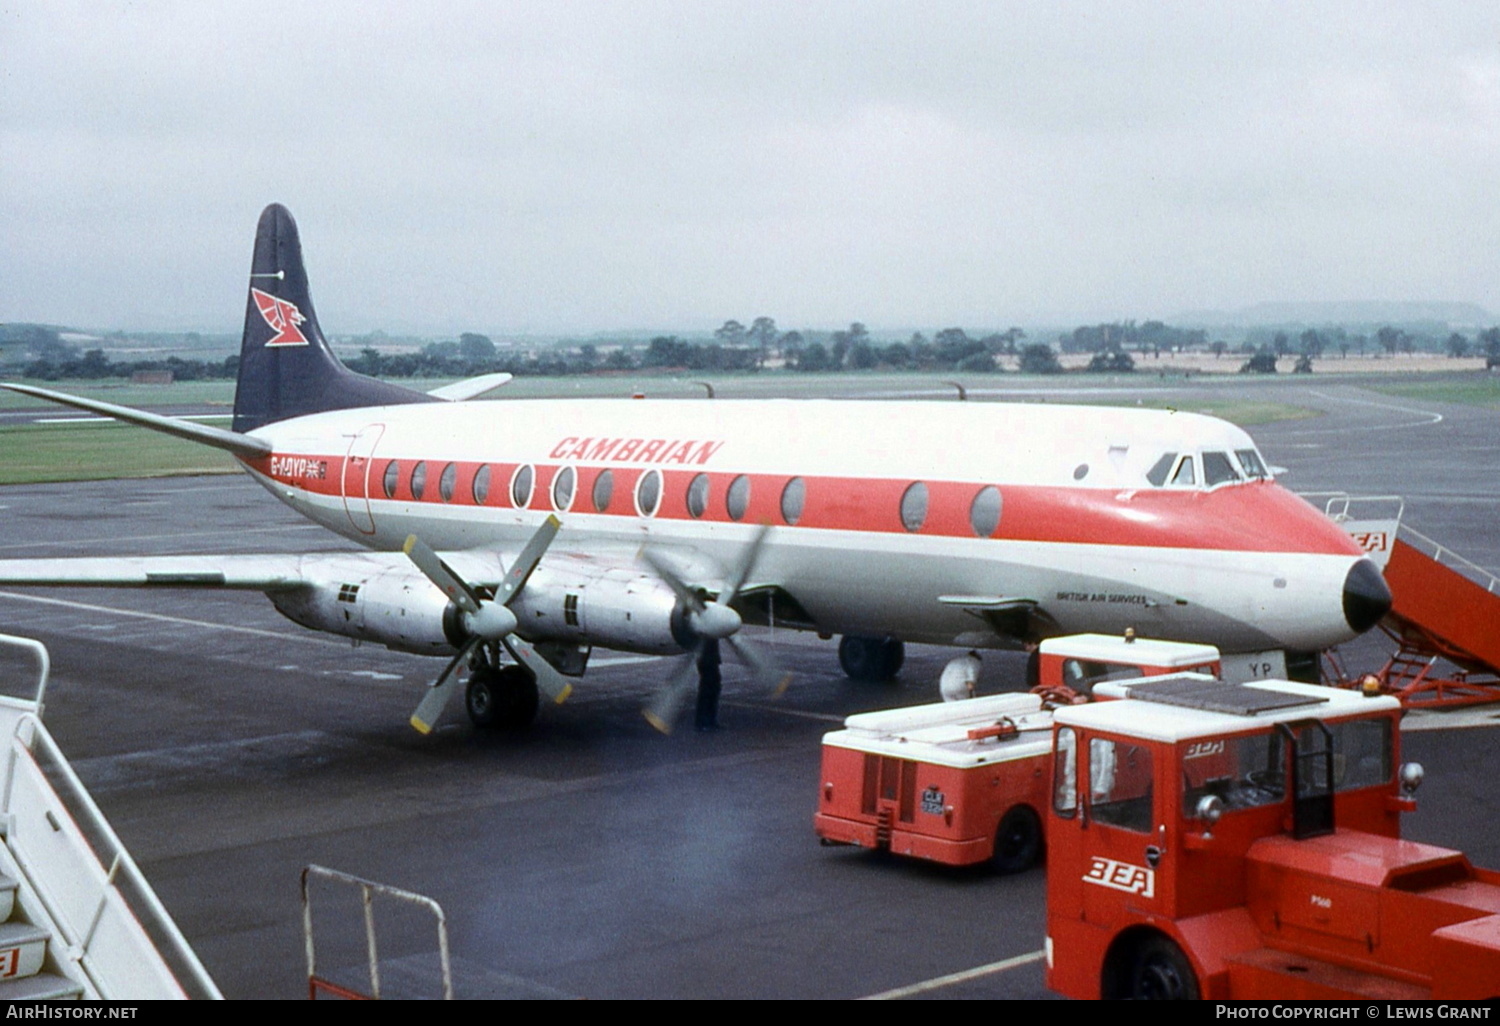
[6,319,1500,383]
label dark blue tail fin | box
[233,204,437,433]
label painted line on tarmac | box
[1273,390,1445,436]
[860,948,1047,999]
[723,700,846,723]
[0,590,346,644]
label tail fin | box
[232,204,437,433]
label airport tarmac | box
[0,377,1497,999]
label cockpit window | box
[1235,448,1269,480]
[1202,451,1242,487]
[1170,456,1196,487]
[1146,453,1178,487]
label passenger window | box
[1170,456,1196,487]
[1062,659,1144,697]
[780,477,805,526]
[592,469,614,512]
[552,466,576,511]
[472,465,491,505]
[1202,451,1241,487]
[1089,737,1154,833]
[511,465,534,508]
[410,461,427,501]
[726,475,751,522]
[969,486,1001,537]
[1146,453,1178,487]
[1053,727,1078,818]
[636,469,662,517]
[686,473,710,519]
[383,461,400,499]
[899,482,928,532]
[439,463,457,502]
[1181,732,1286,814]
[1235,448,1269,480]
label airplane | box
[0,204,1393,735]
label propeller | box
[640,525,790,733]
[405,515,572,734]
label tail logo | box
[251,287,311,347]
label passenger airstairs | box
[1318,495,1500,707]
[0,634,220,1000]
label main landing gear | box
[465,651,539,732]
[838,635,905,683]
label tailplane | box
[233,204,436,432]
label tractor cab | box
[1044,675,1421,999]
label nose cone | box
[1343,559,1392,634]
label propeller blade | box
[639,548,704,612]
[404,535,481,614]
[502,635,573,704]
[720,524,771,604]
[410,637,480,734]
[643,653,699,734]
[496,514,561,605]
[724,633,792,698]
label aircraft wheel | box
[838,636,904,683]
[989,805,1042,874]
[466,665,539,731]
[1129,936,1200,1000]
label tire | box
[1130,936,1200,1000]
[990,805,1042,874]
[466,665,539,731]
[838,635,904,683]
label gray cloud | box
[3,1,1497,333]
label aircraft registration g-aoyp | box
[0,205,1392,734]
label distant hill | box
[1175,301,1493,330]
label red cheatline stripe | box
[248,452,1360,556]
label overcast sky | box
[2,2,1497,335]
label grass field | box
[0,379,237,411]
[0,423,239,485]
[1362,376,1500,409]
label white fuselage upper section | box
[241,398,1371,655]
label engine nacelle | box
[270,567,465,655]
[508,562,688,655]
[269,558,694,658]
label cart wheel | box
[1130,936,1199,1000]
[990,805,1042,874]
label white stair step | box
[0,921,50,981]
[0,971,86,1000]
[0,874,15,922]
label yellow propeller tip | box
[409,716,433,734]
[554,684,573,705]
[643,711,673,735]
[402,535,418,554]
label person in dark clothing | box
[695,638,722,731]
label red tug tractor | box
[813,634,1221,873]
[1044,675,1500,1000]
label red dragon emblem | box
[251,288,310,347]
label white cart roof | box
[1039,633,1220,667]
[1055,676,1400,743]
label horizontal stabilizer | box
[426,373,513,401]
[1,383,272,459]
